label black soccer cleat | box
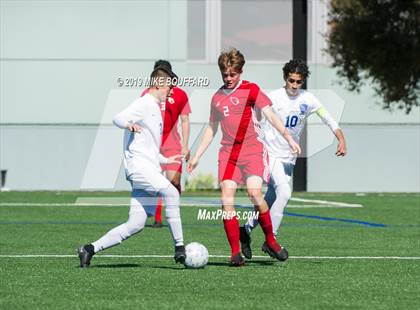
[261,242,289,262]
[229,252,245,267]
[174,245,186,264]
[77,245,94,268]
[239,226,252,259]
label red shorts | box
[160,148,182,173]
[218,145,269,184]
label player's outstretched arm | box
[187,121,219,173]
[262,106,301,155]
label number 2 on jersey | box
[285,115,298,128]
[223,106,230,117]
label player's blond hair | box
[218,48,245,72]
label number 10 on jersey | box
[285,115,298,128]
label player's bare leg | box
[166,170,182,193]
[245,176,288,261]
[221,180,244,266]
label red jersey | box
[210,81,271,151]
[142,87,191,152]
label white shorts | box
[269,155,294,188]
[127,161,171,193]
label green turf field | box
[0,191,419,309]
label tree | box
[326,0,419,113]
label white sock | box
[160,185,184,246]
[270,185,291,236]
[270,213,284,237]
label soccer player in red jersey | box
[142,60,191,227]
[187,48,301,266]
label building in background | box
[1,0,419,191]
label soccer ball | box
[184,242,209,269]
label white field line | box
[290,197,363,208]
[0,196,363,209]
[0,254,418,260]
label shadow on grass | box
[91,263,141,268]
[206,260,278,267]
[144,224,167,228]
[82,263,185,270]
[206,261,229,267]
[76,260,282,269]
[244,260,277,266]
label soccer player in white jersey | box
[239,59,347,259]
[77,66,186,267]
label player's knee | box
[161,184,179,198]
[270,199,285,216]
[126,224,142,236]
[125,208,147,235]
[161,184,180,209]
[247,189,263,204]
[276,186,291,202]
[165,189,181,219]
[221,193,234,206]
[126,218,146,235]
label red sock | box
[223,217,240,256]
[155,197,162,223]
[258,210,280,251]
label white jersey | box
[113,93,165,175]
[261,88,339,164]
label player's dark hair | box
[149,66,177,87]
[283,59,310,80]
[154,59,172,70]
